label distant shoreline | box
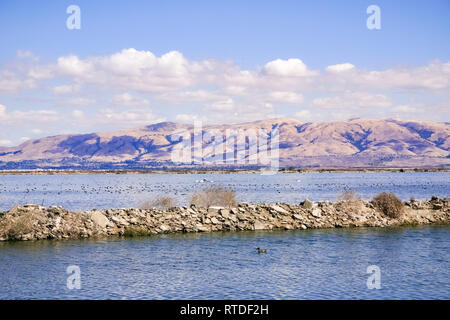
[0,167,449,175]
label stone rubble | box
[0,197,448,241]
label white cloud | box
[0,139,13,146]
[294,110,314,121]
[16,50,38,60]
[206,98,234,111]
[0,70,35,92]
[65,97,96,106]
[30,128,43,135]
[52,84,80,95]
[326,63,355,73]
[112,93,149,107]
[392,105,419,114]
[0,49,449,134]
[158,90,226,103]
[312,92,392,109]
[57,55,93,77]
[263,58,312,77]
[4,49,450,97]
[99,108,164,127]
[0,104,61,124]
[175,113,208,123]
[268,91,304,103]
[72,110,84,118]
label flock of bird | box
[0,173,444,212]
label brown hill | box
[0,118,449,169]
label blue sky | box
[0,0,449,145]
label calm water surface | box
[0,226,449,299]
[0,172,449,299]
[0,171,449,211]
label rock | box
[301,224,307,230]
[433,203,443,210]
[210,217,220,225]
[220,209,230,218]
[196,224,210,232]
[301,199,313,209]
[186,208,197,215]
[111,216,129,227]
[271,205,289,215]
[311,208,322,218]
[90,211,111,229]
[159,224,170,232]
[209,206,224,212]
[254,221,266,230]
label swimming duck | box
[256,247,267,254]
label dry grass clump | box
[0,206,45,240]
[140,196,176,210]
[337,189,363,214]
[372,192,404,218]
[190,186,237,208]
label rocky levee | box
[0,196,448,241]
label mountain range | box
[0,118,449,170]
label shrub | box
[123,227,152,237]
[372,192,404,218]
[190,186,237,208]
[140,196,176,210]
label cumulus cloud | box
[206,98,234,111]
[157,90,226,103]
[294,110,314,121]
[175,113,208,124]
[111,93,149,107]
[268,91,304,103]
[4,49,450,96]
[0,49,449,138]
[263,58,312,77]
[0,104,61,124]
[30,128,43,135]
[65,97,96,106]
[312,92,393,109]
[0,70,35,92]
[0,139,13,146]
[72,110,84,118]
[57,55,93,77]
[326,63,355,73]
[52,84,81,95]
[99,108,164,126]
[16,50,38,60]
